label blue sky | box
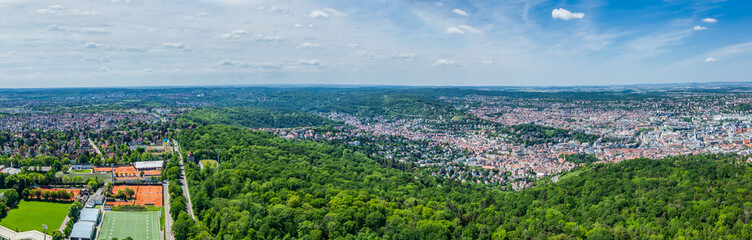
[0,0,750,87]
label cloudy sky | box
[0,0,750,88]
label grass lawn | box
[0,200,70,232]
[558,168,588,182]
[200,159,219,169]
[98,211,160,240]
[56,171,113,183]
[72,169,93,173]
[145,206,166,230]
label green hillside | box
[179,107,339,129]
[175,125,752,239]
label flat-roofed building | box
[70,221,96,240]
[72,163,93,170]
[80,208,101,224]
[133,160,164,171]
[0,225,52,240]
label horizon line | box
[1,81,752,91]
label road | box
[172,139,196,221]
[87,138,105,160]
[163,182,174,240]
[58,215,69,232]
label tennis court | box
[97,211,160,240]
[110,185,163,206]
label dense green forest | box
[559,153,600,165]
[4,87,664,115]
[179,107,339,128]
[174,125,752,239]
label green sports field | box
[98,211,160,240]
[56,172,113,183]
[0,200,70,232]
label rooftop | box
[80,208,101,223]
[133,160,164,169]
[0,225,52,240]
[70,221,96,239]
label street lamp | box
[42,224,47,240]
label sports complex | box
[97,211,161,240]
[108,184,163,206]
[91,183,164,239]
[1,158,167,240]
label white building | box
[0,225,52,240]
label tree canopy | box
[173,125,752,239]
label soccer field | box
[98,211,160,240]
[0,200,69,232]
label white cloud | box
[433,59,456,66]
[36,5,65,14]
[668,42,752,69]
[184,12,210,21]
[309,8,346,18]
[257,6,289,14]
[46,24,62,31]
[693,25,707,31]
[219,29,248,40]
[164,42,185,49]
[268,6,288,14]
[48,4,65,10]
[47,24,109,34]
[293,23,315,28]
[255,34,282,42]
[100,67,112,72]
[620,30,693,62]
[298,42,320,49]
[445,27,465,34]
[299,59,320,66]
[83,42,111,49]
[309,10,330,18]
[324,8,347,17]
[36,5,96,16]
[218,59,284,69]
[702,18,718,23]
[446,25,482,35]
[452,9,468,16]
[392,52,417,60]
[219,59,246,66]
[458,25,482,34]
[71,10,97,16]
[7,0,750,87]
[552,8,584,20]
[707,42,752,58]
